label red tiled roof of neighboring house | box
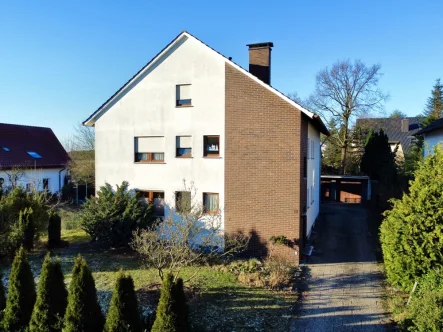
[0,123,69,170]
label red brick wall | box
[224,63,307,263]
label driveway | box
[291,203,390,331]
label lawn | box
[1,206,299,331]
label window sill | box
[203,156,222,159]
[175,156,193,159]
[134,162,166,164]
[176,105,194,108]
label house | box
[83,31,329,262]
[0,123,69,193]
[414,118,443,156]
[356,117,422,160]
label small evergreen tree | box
[63,255,104,332]
[20,207,35,250]
[30,253,68,332]
[3,246,36,331]
[381,146,443,290]
[105,270,142,332]
[423,78,443,126]
[47,211,61,248]
[171,278,189,332]
[151,274,177,332]
[0,273,6,320]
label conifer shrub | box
[151,273,177,332]
[105,270,142,332]
[47,211,62,248]
[3,246,36,331]
[63,255,104,332]
[29,252,68,332]
[21,207,35,250]
[381,146,443,290]
[171,278,189,332]
[0,273,5,320]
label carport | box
[321,175,371,204]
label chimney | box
[401,118,409,132]
[247,42,273,85]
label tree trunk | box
[340,117,350,175]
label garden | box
[0,181,300,331]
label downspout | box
[58,168,65,193]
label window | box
[43,178,49,190]
[27,151,42,159]
[134,137,165,163]
[175,191,191,213]
[203,193,219,214]
[138,191,165,216]
[26,183,33,192]
[2,147,10,152]
[204,135,220,157]
[176,84,192,107]
[176,136,192,157]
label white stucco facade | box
[423,129,443,157]
[0,168,66,194]
[306,123,321,238]
[94,36,226,223]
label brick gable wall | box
[224,63,307,263]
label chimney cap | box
[247,42,274,48]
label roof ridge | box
[0,122,52,130]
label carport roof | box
[321,175,370,180]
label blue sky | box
[0,0,442,142]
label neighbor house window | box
[27,151,42,159]
[176,136,192,157]
[138,191,165,216]
[175,191,191,213]
[26,183,33,192]
[203,193,219,214]
[134,137,165,163]
[176,84,192,107]
[43,178,49,190]
[203,135,220,157]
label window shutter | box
[176,136,192,148]
[135,137,165,152]
[177,85,191,100]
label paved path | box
[291,203,390,332]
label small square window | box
[175,191,191,213]
[43,178,49,190]
[138,191,165,216]
[176,136,192,157]
[204,135,220,157]
[176,84,192,107]
[203,193,219,214]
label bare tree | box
[131,180,249,281]
[4,166,26,189]
[309,59,388,174]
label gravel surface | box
[291,203,390,332]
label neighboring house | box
[83,31,329,262]
[414,118,443,157]
[0,123,69,193]
[356,117,422,160]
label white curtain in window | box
[205,194,218,211]
[176,136,192,148]
[135,136,165,152]
[176,85,191,100]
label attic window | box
[2,147,10,152]
[27,151,42,159]
[176,84,192,107]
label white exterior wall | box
[424,129,443,157]
[306,123,321,238]
[0,168,66,193]
[94,36,225,225]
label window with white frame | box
[176,84,192,107]
[134,136,165,162]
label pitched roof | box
[415,118,443,135]
[356,117,423,152]
[0,123,69,169]
[83,31,329,136]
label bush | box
[63,255,104,332]
[20,207,35,250]
[399,269,443,331]
[0,187,49,255]
[80,181,155,248]
[0,273,5,320]
[29,252,68,332]
[380,146,443,290]
[47,211,61,248]
[151,274,177,332]
[171,278,189,332]
[3,246,36,331]
[105,270,142,332]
